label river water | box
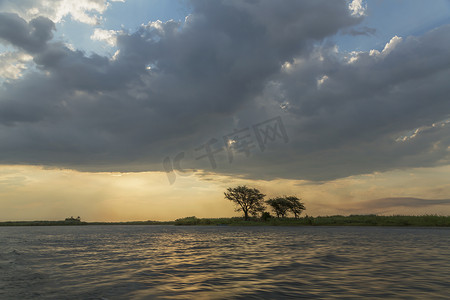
[0,225,449,299]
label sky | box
[1,0,450,221]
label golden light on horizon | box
[1,164,449,222]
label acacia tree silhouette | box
[224,186,266,221]
[266,196,305,218]
[266,197,290,218]
[285,196,305,218]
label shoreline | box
[1,215,449,227]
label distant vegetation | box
[174,215,450,227]
[65,216,81,223]
[1,215,449,227]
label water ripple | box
[0,225,449,299]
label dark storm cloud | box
[0,0,449,181]
[254,25,450,180]
[0,12,55,52]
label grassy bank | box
[1,215,449,227]
[173,215,450,227]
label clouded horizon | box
[1,0,449,221]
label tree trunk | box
[244,211,249,221]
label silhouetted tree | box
[266,197,290,218]
[285,196,305,218]
[266,196,306,218]
[224,186,266,220]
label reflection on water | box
[1,225,449,299]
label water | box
[0,225,449,299]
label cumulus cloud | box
[0,0,449,183]
[0,51,32,80]
[0,0,115,25]
[90,28,119,46]
[370,35,402,57]
[348,0,366,17]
